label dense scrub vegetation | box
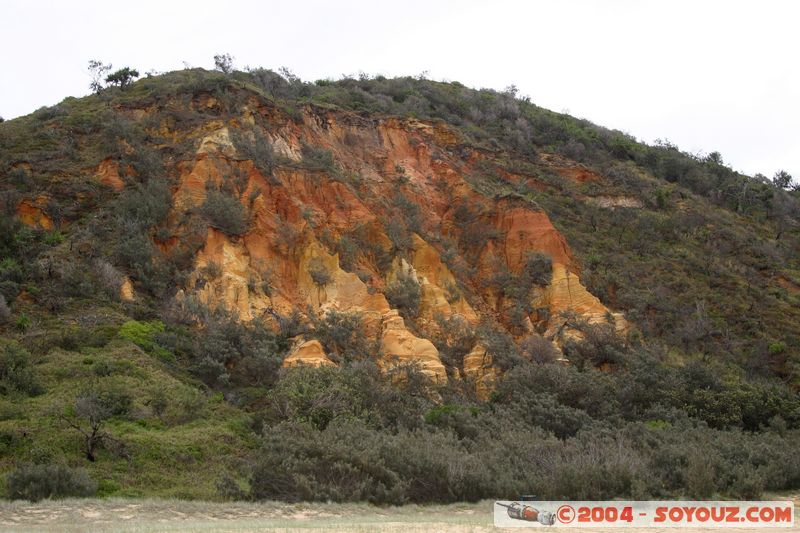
[241,355,800,504]
[0,65,798,503]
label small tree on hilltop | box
[105,67,139,88]
[214,53,234,74]
[87,59,112,93]
[705,151,724,165]
[772,170,795,190]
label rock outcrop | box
[536,263,627,342]
[462,343,499,401]
[497,206,574,271]
[119,277,136,302]
[96,158,125,191]
[191,228,273,321]
[17,196,53,229]
[283,339,336,368]
[591,196,644,209]
[379,310,447,382]
[408,235,478,324]
[298,240,390,326]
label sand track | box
[0,498,797,532]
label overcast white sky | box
[1,0,797,179]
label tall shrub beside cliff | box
[200,190,249,236]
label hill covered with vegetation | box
[0,64,799,503]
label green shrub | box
[519,334,559,364]
[216,474,247,500]
[0,280,19,303]
[261,362,431,432]
[392,193,422,233]
[200,190,249,236]
[378,426,494,502]
[115,232,156,272]
[49,325,116,353]
[115,178,171,230]
[92,360,113,377]
[385,271,421,319]
[307,258,331,287]
[0,344,42,396]
[336,235,358,271]
[384,219,412,253]
[250,421,405,503]
[508,393,592,438]
[7,463,97,501]
[521,252,553,286]
[0,293,9,324]
[453,201,500,258]
[300,142,337,173]
[188,313,285,388]
[477,322,524,370]
[16,313,31,332]
[264,366,373,430]
[105,67,139,88]
[202,261,222,280]
[93,259,125,297]
[443,280,461,304]
[249,418,498,504]
[311,310,370,364]
[347,223,393,273]
[491,252,553,308]
[148,388,169,418]
[58,386,133,461]
[96,386,134,418]
[769,341,787,355]
[43,231,64,246]
[117,320,173,361]
[562,321,626,368]
[433,314,476,369]
[231,128,276,180]
[495,362,620,419]
[0,258,24,286]
[423,404,463,425]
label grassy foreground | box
[0,496,798,533]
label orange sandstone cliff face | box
[462,343,499,400]
[26,94,624,393]
[379,309,447,382]
[96,158,125,191]
[283,339,335,368]
[17,196,53,229]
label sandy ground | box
[0,498,797,532]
